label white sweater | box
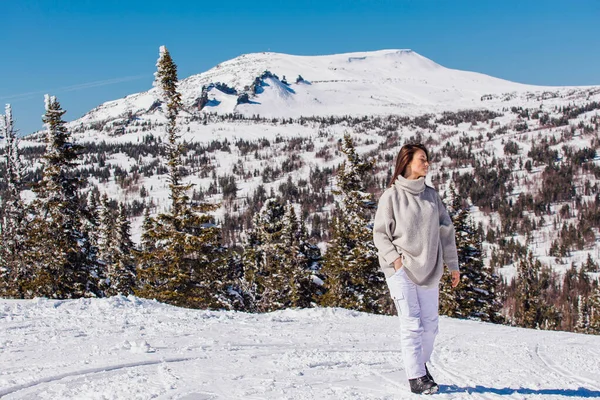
[373,175,459,287]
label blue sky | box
[1,0,599,135]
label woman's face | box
[407,149,429,179]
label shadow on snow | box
[440,384,600,398]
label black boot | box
[409,376,439,395]
[425,364,435,383]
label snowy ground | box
[1,297,600,399]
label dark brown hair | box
[388,143,430,187]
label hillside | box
[1,296,599,399]
[3,49,600,332]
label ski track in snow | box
[1,297,600,399]
[534,344,600,391]
[0,357,195,398]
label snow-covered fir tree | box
[320,134,389,314]
[23,95,99,298]
[154,45,187,218]
[242,198,288,312]
[139,208,153,252]
[104,203,136,296]
[513,252,554,329]
[136,46,229,309]
[84,190,100,247]
[95,194,134,295]
[279,203,309,307]
[582,253,599,273]
[0,105,24,207]
[0,104,28,298]
[97,194,115,266]
[288,204,323,307]
[440,186,503,323]
[242,199,321,311]
[589,285,600,334]
[575,295,590,333]
[136,202,228,308]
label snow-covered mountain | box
[72,49,595,132]
[1,297,599,399]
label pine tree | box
[240,199,322,312]
[136,201,228,308]
[0,105,24,208]
[84,190,100,247]
[95,194,112,295]
[242,198,288,311]
[439,185,461,316]
[320,134,389,314]
[140,208,154,251]
[154,45,187,218]
[136,46,229,309]
[440,187,503,323]
[298,209,324,301]
[281,203,320,308]
[0,104,28,297]
[589,284,600,334]
[239,219,262,312]
[97,194,115,265]
[96,194,134,296]
[23,95,99,298]
[575,295,590,333]
[105,203,136,296]
[514,252,545,328]
[582,253,599,273]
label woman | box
[373,143,460,395]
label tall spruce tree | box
[105,203,136,296]
[281,202,321,308]
[0,104,28,297]
[293,206,323,305]
[281,202,322,308]
[589,284,600,334]
[140,208,153,252]
[95,194,136,296]
[575,295,590,333]
[439,186,503,323]
[84,191,100,247]
[241,199,321,312]
[242,198,288,311]
[239,215,263,312]
[514,252,546,328]
[23,95,99,298]
[97,194,115,267]
[136,46,228,309]
[320,134,388,314]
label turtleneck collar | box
[394,175,426,194]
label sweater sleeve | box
[373,191,402,265]
[437,195,459,271]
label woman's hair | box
[388,143,430,187]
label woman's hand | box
[393,257,403,271]
[451,270,460,288]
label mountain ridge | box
[64,49,599,137]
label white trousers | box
[386,268,439,380]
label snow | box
[1,296,599,399]
[61,49,599,133]
[43,94,52,112]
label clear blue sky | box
[1,0,599,135]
